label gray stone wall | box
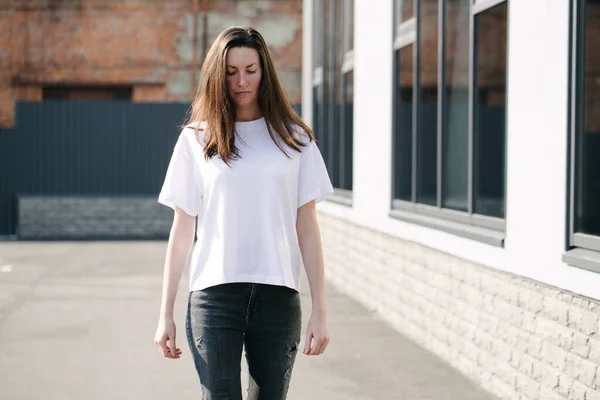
[18,196,174,240]
[318,212,600,400]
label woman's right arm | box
[155,205,196,359]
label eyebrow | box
[226,63,257,69]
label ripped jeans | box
[186,283,302,400]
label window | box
[443,0,470,212]
[43,86,132,101]
[395,0,415,23]
[565,0,600,271]
[473,2,508,219]
[312,0,354,204]
[391,0,507,247]
[395,45,414,201]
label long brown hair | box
[185,26,314,166]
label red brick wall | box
[0,0,303,127]
[133,86,167,102]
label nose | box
[238,72,248,87]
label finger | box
[166,348,183,358]
[170,336,177,357]
[156,339,166,357]
[314,335,329,355]
[308,336,320,355]
[317,336,330,355]
[322,336,330,354]
[312,338,324,355]
[315,338,325,355]
[318,335,330,354]
[303,332,313,354]
[157,339,170,358]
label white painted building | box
[302,0,600,398]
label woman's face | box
[225,47,262,109]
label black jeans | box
[185,283,302,400]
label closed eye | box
[227,70,256,76]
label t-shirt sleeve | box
[297,139,334,208]
[158,130,202,216]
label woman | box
[154,26,334,399]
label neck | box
[236,105,262,122]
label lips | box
[236,91,251,96]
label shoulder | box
[181,121,207,148]
[289,124,312,146]
[185,121,208,131]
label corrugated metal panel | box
[12,101,303,195]
[0,127,17,235]
[292,104,302,117]
[15,101,189,195]
[2,101,302,236]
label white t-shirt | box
[158,117,334,292]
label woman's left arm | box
[296,199,330,356]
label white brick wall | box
[318,212,600,400]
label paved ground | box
[0,242,497,400]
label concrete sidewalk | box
[0,242,496,400]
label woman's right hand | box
[155,316,182,359]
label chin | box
[236,97,257,107]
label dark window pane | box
[314,0,324,68]
[320,0,334,177]
[417,0,438,206]
[394,46,414,201]
[336,0,344,77]
[576,1,600,236]
[342,71,354,191]
[442,0,470,212]
[315,84,327,161]
[473,2,507,218]
[348,0,354,51]
[396,0,414,22]
[324,0,333,84]
[312,86,321,144]
[327,0,341,188]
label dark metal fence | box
[14,101,189,195]
[0,101,302,236]
[0,127,17,235]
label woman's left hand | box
[303,310,330,355]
